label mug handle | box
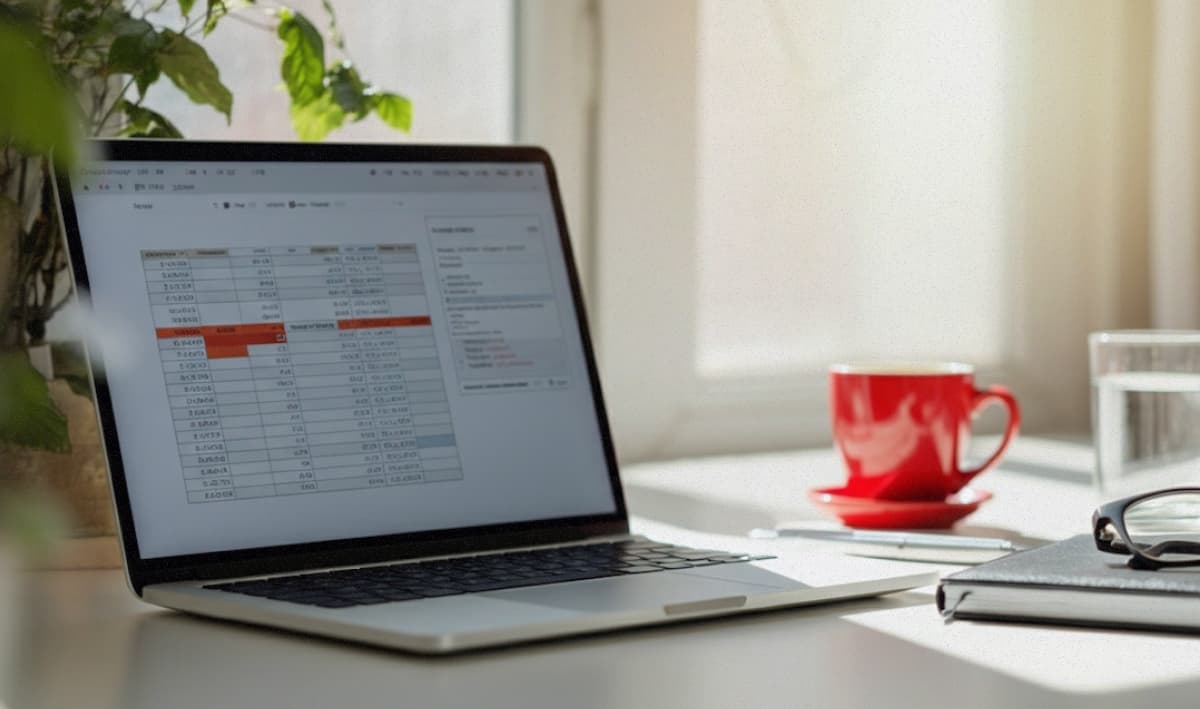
[958,385,1021,483]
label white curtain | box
[1008,0,1197,432]
[1150,0,1200,328]
[589,0,1200,460]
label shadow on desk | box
[112,596,1200,709]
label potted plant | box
[0,0,413,545]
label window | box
[145,1,514,143]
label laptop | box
[56,140,934,653]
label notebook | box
[938,534,1200,633]
[55,140,935,653]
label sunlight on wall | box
[696,0,1006,376]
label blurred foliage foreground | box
[0,0,412,449]
[0,0,411,546]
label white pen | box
[749,528,1019,551]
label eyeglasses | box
[1093,487,1200,570]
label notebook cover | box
[941,534,1200,593]
[937,534,1200,628]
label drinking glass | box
[1089,330,1200,494]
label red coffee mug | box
[829,362,1020,501]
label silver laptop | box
[57,140,933,654]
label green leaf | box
[74,5,136,48]
[203,0,227,35]
[277,8,325,107]
[50,341,93,402]
[119,101,183,139]
[327,61,367,119]
[203,0,259,35]
[157,29,233,122]
[0,21,78,166]
[289,89,344,141]
[371,92,412,133]
[109,13,154,40]
[178,0,197,16]
[0,351,69,453]
[106,19,165,97]
[134,64,162,98]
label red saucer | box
[807,486,992,529]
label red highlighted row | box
[155,323,286,340]
[338,316,432,330]
[157,318,432,359]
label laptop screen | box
[65,148,619,560]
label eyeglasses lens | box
[1124,492,1200,563]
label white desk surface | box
[13,438,1200,709]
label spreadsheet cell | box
[160,349,209,363]
[223,427,267,441]
[228,450,270,463]
[299,388,365,403]
[159,337,205,350]
[194,292,242,304]
[183,466,230,480]
[186,481,234,497]
[261,413,304,426]
[310,442,379,457]
[301,419,368,435]
[149,293,198,305]
[147,244,463,503]
[230,461,273,475]
[194,278,236,291]
[161,361,209,375]
[216,391,263,404]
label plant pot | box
[0,379,114,537]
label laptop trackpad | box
[488,570,787,614]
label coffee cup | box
[829,362,1020,501]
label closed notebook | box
[938,534,1200,633]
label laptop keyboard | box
[203,539,773,609]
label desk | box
[12,439,1200,708]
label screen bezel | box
[56,140,629,594]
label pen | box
[749,528,1019,551]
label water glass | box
[1089,331,1200,494]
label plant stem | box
[15,156,27,209]
[94,77,136,136]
